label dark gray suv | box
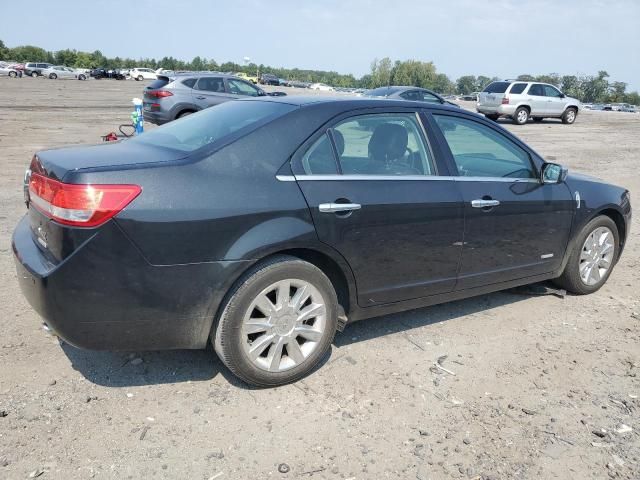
[143,73,284,125]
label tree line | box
[1,41,637,104]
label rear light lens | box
[28,173,141,227]
[146,90,173,98]
[501,97,510,104]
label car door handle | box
[196,95,206,99]
[319,203,361,213]
[471,199,500,208]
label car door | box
[543,85,565,115]
[291,110,465,306]
[429,112,574,289]
[526,83,548,115]
[191,77,233,109]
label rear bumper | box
[13,215,250,351]
[143,109,172,125]
[476,104,517,116]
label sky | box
[1,0,639,90]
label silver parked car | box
[143,73,286,125]
[42,66,86,80]
[477,80,581,125]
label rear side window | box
[509,83,527,94]
[301,134,339,174]
[131,100,297,153]
[433,115,535,179]
[483,82,510,93]
[528,84,544,96]
[182,78,197,88]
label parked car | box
[131,67,157,81]
[24,62,52,77]
[0,63,21,78]
[89,68,126,80]
[13,96,631,387]
[289,80,311,89]
[143,72,286,125]
[259,73,280,86]
[460,92,480,101]
[478,81,581,125]
[365,86,459,107]
[309,83,334,91]
[42,65,86,80]
[620,104,638,113]
[234,72,258,84]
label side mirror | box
[541,162,568,184]
[267,91,287,97]
[256,90,267,97]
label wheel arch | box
[596,207,627,254]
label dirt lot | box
[0,78,638,480]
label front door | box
[527,83,549,115]
[430,113,574,289]
[292,111,464,306]
[543,84,566,115]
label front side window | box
[196,77,225,93]
[543,85,562,97]
[433,115,535,179]
[302,113,434,176]
[228,79,260,97]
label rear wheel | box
[49,73,57,79]
[513,107,529,125]
[554,216,618,294]
[214,255,338,387]
[562,107,577,124]
[177,110,194,119]
[78,74,86,81]
[31,71,38,78]
[137,75,143,81]
[8,71,17,78]
[485,114,500,121]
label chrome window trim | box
[277,174,539,183]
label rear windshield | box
[132,100,297,152]
[483,82,510,93]
[147,77,170,89]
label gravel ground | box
[0,78,638,480]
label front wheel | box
[513,107,529,125]
[562,107,577,124]
[49,73,57,79]
[214,255,338,387]
[9,71,17,78]
[137,75,143,81]
[554,216,619,294]
[78,74,86,81]
[31,71,38,78]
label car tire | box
[9,71,17,78]
[562,107,578,124]
[78,74,86,81]
[31,71,38,78]
[137,75,143,81]
[554,215,619,295]
[533,117,544,122]
[49,73,57,79]
[177,110,194,119]
[513,107,529,125]
[485,114,499,121]
[213,255,338,387]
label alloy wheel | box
[241,279,326,373]
[566,110,576,123]
[517,109,528,124]
[579,226,615,286]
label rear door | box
[429,112,574,289]
[191,77,233,109]
[292,110,464,306]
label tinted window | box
[400,90,421,101]
[509,83,527,94]
[131,101,296,153]
[433,115,535,179]
[182,78,197,88]
[528,84,544,96]
[332,113,434,175]
[196,77,225,92]
[228,79,260,97]
[366,87,401,97]
[483,82,510,93]
[543,85,562,97]
[147,78,170,89]
[302,134,338,174]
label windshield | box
[132,100,297,152]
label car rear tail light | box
[501,97,510,105]
[146,90,173,98]
[28,173,141,227]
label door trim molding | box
[277,174,539,183]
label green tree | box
[608,81,627,103]
[370,57,393,88]
[456,75,477,95]
[561,75,582,99]
[582,71,609,102]
[0,40,9,60]
[517,74,535,81]
[7,45,49,62]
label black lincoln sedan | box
[13,97,631,387]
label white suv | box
[477,80,581,125]
[130,68,157,81]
